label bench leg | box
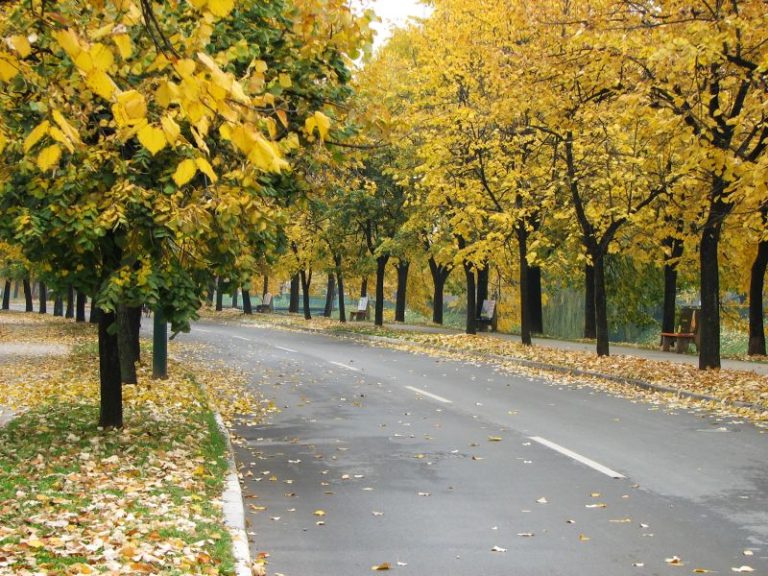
[675,338,690,354]
[662,335,672,352]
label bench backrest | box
[357,296,369,311]
[677,307,697,333]
[480,299,496,319]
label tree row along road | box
[177,320,768,575]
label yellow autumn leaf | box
[0,53,19,82]
[48,126,75,153]
[112,34,133,59]
[53,29,82,59]
[207,0,234,18]
[137,124,167,155]
[155,81,179,107]
[52,110,81,144]
[85,70,117,100]
[195,157,218,182]
[160,115,181,145]
[279,73,292,88]
[89,43,114,71]
[113,90,147,127]
[37,144,62,171]
[24,120,51,152]
[9,36,32,58]
[313,111,331,140]
[0,131,7,154]
[173,159,198,186]
[187,0,207,9]
[174,59,196,79]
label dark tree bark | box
[90,303,102,324]
[517,225,532,345]
[360,278,368,298]
[23,279,33,311]
[527,266,543,334]
[242,289,253,314]
[300,269,312,320]
[334,254,346,323]
[374,255,389,326]
[2,280,10,310]
[323,273,336,318]
[262,274,269,299]
[65,285,75,319]
[748,238,767,356]
[699,193,728,369]
[289,275,300,313]
[76,291,86,322]
[38,282,47,314]
[231,289,239,309]
[53,296,63,317]
[593,253,610,357]
[206,279,215,305]
[98,309,123,428]
[394,260,409,322]
[475,265,489,324]
[463,261,477,335]
[216,277,224,311]
[427,257,451,325]
[661,235,684,334]
[116,304,137,384]
[584,265,596,339]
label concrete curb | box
[214,413,251,576]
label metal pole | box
[152,308,168,379]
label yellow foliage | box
[36,144,62,171]
[137,124,167,155]
[173,158,198,186]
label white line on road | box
[232,336,251,341]
[329,361,361,372]
[529,436,626,479]
[275,345,298,353]
[404,386,453,404]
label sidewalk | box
[375,321,768,376]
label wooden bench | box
[661,307,699,353]
[477,299,497,332]
[256,292,273,313]
[350,296,369,321]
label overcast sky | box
[367,0,432,48]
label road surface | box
[176,319,768,576]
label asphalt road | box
[177,319,768,576]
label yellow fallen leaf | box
[371,563,390,571]
[314,509,326,516]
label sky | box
[366,0,433,49]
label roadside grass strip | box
[0,313,264,575]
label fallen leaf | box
[491,546,507,552]
[314,510,326,516]
[665,556,683,566]
[371,562,391,571]
[536,497,548,504]
[731,567,754,573]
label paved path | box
[176,319,768,576]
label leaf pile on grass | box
[0,316,268,575]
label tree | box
[0,0,372,427]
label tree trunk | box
[593,253,610,357]
[361,277,368,298]
[335,254,346,323]
[300,269,312,320]
[76,291,86,322]
[662,236,684,335]
[528,266,543,334]
[323,273,336,318]
[38,282,47,314]
[206,279,215,305]
[65,285,75,319]
[53,296,63,317]
[231,289,239,309]
[23,278,32,311]
[584,265,596,339]
[90,303,102,324]
[476,265,489,321]
[699,219,723,369]
[2,280,10,310]
[262,274,269,299]
[394,260,409,323]
[517,227,532,345]
[427,258,450,325]
[374,255,389,326]
[463,261,477,335]
[129,306,141,363]
[748,238,768,356]
[289,274,300,313]
[116,304,138,384]
[98,309,123,428]
[215,277,224,311]
[242,289,253,314]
